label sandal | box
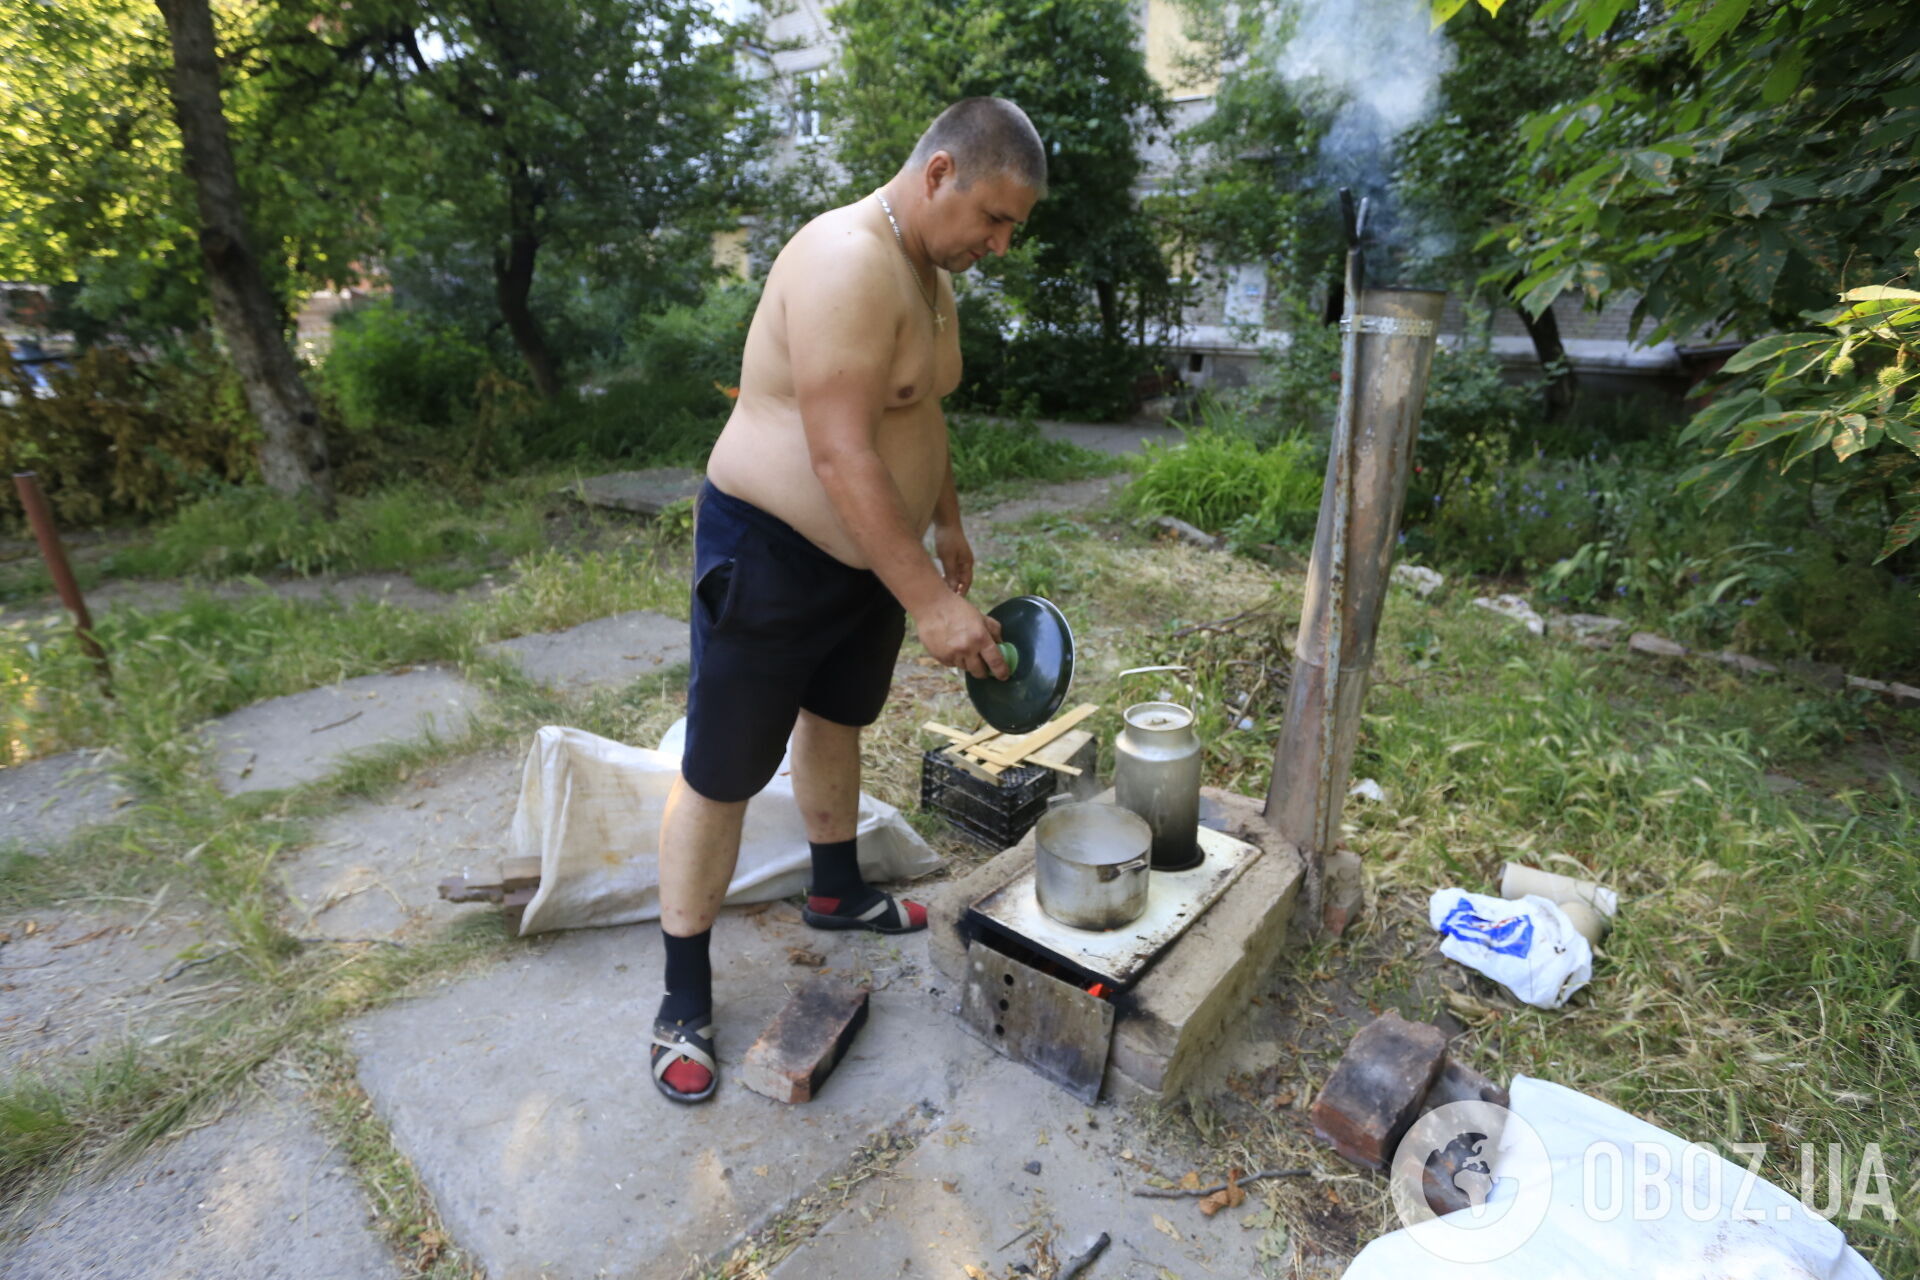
[651,1013,718,1104]
[802,889,928,935]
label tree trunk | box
[1514,297,1577,415]
[495,166,561,399]
[154,0,334,514]
[1094,279,1119,344]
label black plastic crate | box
[919,747,1057,849]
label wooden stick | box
[1131,1168,1311,1199]
[1058,1232,1111,1280]
[975,703,1099,766]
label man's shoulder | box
[780,202,893,282]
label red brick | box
[739,978,870,1104]
[1309,1011,1447,1171]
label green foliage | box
[0,342,256,523]
[1126,427,1324,540]
[821,0,1174,416]
[1679,277,1920,565]
[946,416,1120,493]
[1469,1,1920,343]
[321,301,496,434]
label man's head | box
[902,97,1046,273]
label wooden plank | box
[941,745,999,784]
[922,721,999,750]
[1026,729,1093,776]
[974,703,1100,767]
[499,855,542,893]
[961,943,1114,1104]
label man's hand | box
[914,592,1008,680]
[933,521,974,597]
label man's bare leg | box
[792,709,926,932]
[658,776,748,937]
[652,776,747,1101]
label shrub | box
[0,340,256,524]
[946,416,1118,492]
[321,300,495,434]
[1125,427,1324,541]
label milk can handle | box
[1117,665,1194,704]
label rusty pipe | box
[1266,287,1444,880]
[12,472,111,692]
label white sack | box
[1428,889,1593,1009]
[1343,1075,1882,1279]
[510,720,940,935]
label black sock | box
[658,926,712,1025]
[808,837,865,902]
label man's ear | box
[924,149,957,197]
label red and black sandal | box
[651,1013,718,1104]
[801,889,928,935]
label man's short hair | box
[907,98,1047,194]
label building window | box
[791,69,823,142]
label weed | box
[1126,427,1322,541]
[947,415,1121,495]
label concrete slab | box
[279,749,522,941]
[348,907,999,1280]
[571,468,704,517]
[928,788,1304,1100]
[483,610,689,695]
[0,1086,401,1280]
[0,747,127,854]
[1037,419,1183,457]
[769,1054,1279,1280]
[0,903,211,1070]
[201,668,486,795]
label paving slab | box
[1037,418,1183,457]
[571,468,704,517]
[0,747,127,854]
[0,902,212,1070]
[483,610,690,695]
[769,1053,1281,1280]
[279,749,522,941]
[348,906,999,1280]
[0,1084,401,1280]
[201,667,486,795]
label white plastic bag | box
[509,720,940,935]
[1342,1075,1883,1279]
[1428,889,1593,1009]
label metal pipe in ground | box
[12,472,112,692]
[1265,287,1445,906]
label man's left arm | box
[930,445,972,598]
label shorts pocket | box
[694,558,740,630]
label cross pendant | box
[935,310,947,332]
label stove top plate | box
[965,824,1260,989]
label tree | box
[821,0,1174,391]
[1442,0,1920,569]
[357,0,764,399]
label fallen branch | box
[1057,1231,1110,1280]
[1131,1168,1311,1198]
[1171,607,1274,640]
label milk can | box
[1115,701,1203,871]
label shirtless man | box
[649,99,1047,1103]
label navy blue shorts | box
[681,480,906,803]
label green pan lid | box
[966,595,1075,735]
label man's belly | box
[706,395,947,569]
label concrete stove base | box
[927,786,1304,1101]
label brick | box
[1320,848,1364,937]
[1309,1011,1447,1171]
[739,978,870,1104]
[438,874,502,904]
[501,885,535,932]
[1420,1057,1509,1113]
[1628,632,1687,658]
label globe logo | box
[1387,1099,1555,1263]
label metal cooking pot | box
[1034,802,1152,931]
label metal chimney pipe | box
[1265,284,1445,910]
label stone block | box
[740,978,871,1104]
[1628,631,1687,658]
[1309,1011,1448,1172]
[570,467,702,516]
[1321,847,1364,937]
[482,610,689,694]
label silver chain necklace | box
[874,191,945,331]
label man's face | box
[924,159,1041,273]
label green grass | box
[1125,426,1324,543]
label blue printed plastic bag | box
[1428,890,1593,1009]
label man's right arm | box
[788,243,1007,680]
